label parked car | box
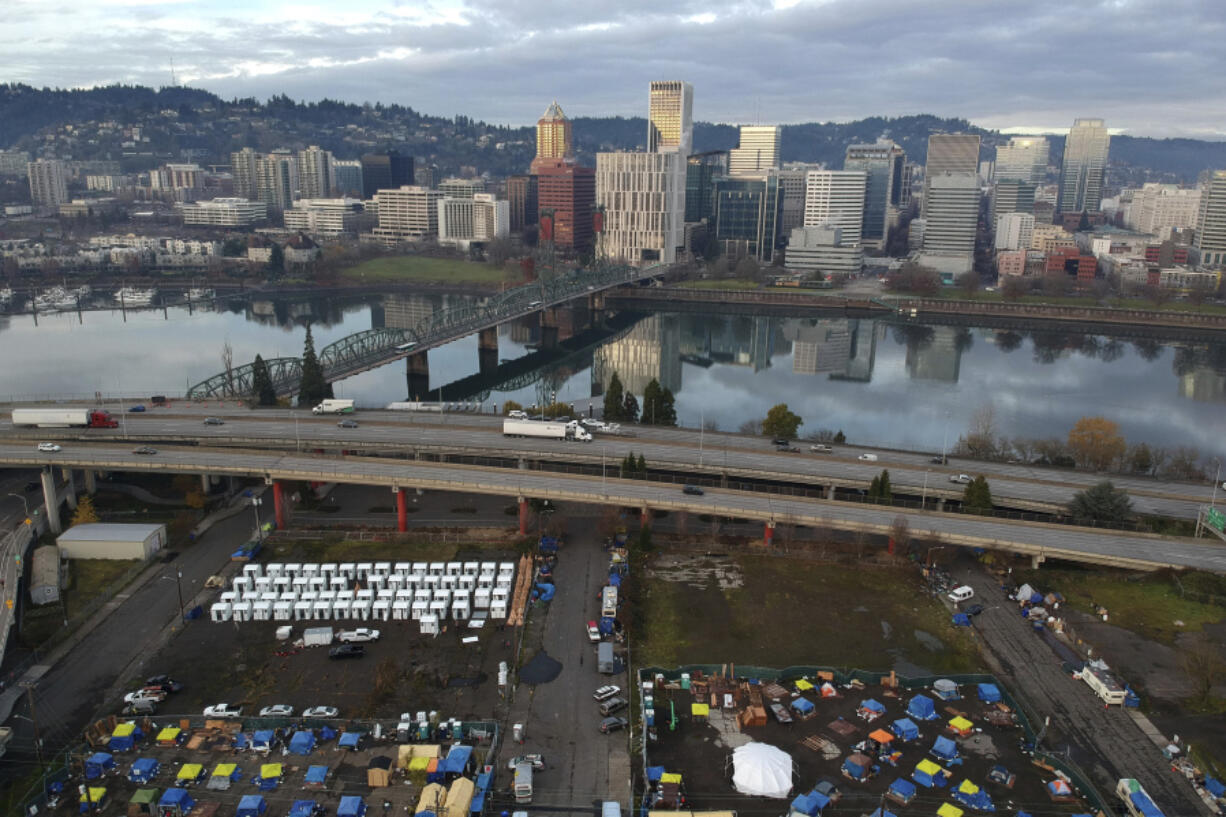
[124,689,166,704]
[593,685,621,702]
[128,405,146,413]
[329,644,365,659]
[682,485,704,496]
[303,706,339,719]
[857,453,878,461]
[949,474,973,484]
[599,716,629,734]
[132,446,158,455]
[337,628,380,643]
[203,417,225,425]
[964,603,985,617]
[36,442,61,453]
[507,754,546,771]
[203,703,243,718]
[586,621,601,643]
[259,705,295,718]
[337,419,359,428]
[599,697,628,716]
[775,445,800,453]
[145,675,182,693]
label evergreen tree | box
[251,354,278,406]
[604,371,625,422]
[658,387,678,426]
[868,475,881,500]
[1068,481,1133,524]
[71,494,99,526]
[622,392,639,423]
[297,324,333,406]
[268,242,284,274]
[878,469,892,502]
[963,475,993,513]
[621,453,634,477]
[637,453,646,475]
[642,379,662,425]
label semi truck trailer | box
[312,399,355,415]
[502,419,592,442]
[11,408,118,428]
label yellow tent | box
[444,777,476,817]
[691,703,710,718]
[409,757,431,772]
[661,773,683,784]
[410,744,442,758]
[156,727,181,745]
[212,763,237,777]
[957,780,979,795]
[948,716,973,734]
[260,763,282,779]
[795,679,814,691]
[177,763,204,781]
[112,723,136,738]
[417,782,448,814]
[79,787,107,808]
[916,759,943,777]
[937,804,964,817]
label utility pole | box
[23,681,43,768]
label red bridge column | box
[273,481,287,530]
[396,488,408,532]
[640,506,651,526]
[764,521,776,547]
[518,496,529,536]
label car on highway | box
[203,703,243,718]
[145,675,182,693]
[303,706,340,719]
[128,405,146,412]
[506,410,528,420]
[259,705,295,717]
[599,716,628,734]
[857,453,878,461]
[132,446,158,455]
[949,474,973,484]
[682,485,704,496]
[775,445,801,453]
[338,419,359,428]
[36,442,61,453]
[507,754,546,771]
[771,437,790,446]
[964,603,985,617]
[810,444,833,453]
[930,455,949,464]
[203,417,225,425]
[329,644,365,659]
[337,628,380,643]
[527,300,542,308]
[593,685,621,702]
[586,621,601,642]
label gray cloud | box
[3,0,1224,136]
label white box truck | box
[513,763,533,803]
[502,419,592,442]
[312,399,355,415]
[601,586,618,618]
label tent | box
[870,729,895,745]
[129,758,160,784]
[257,764,283,791]
[156,727,184,747]
[338,796,367,817]
[444,776,475,817]
[790,790,831,816]
[907,695,938,721]
[85,752,116,779]
[109,722,142,752]
[952,779,995,811]
[888,779,918,805]
[442,745,473,778]
[1047,779,1074,801]
[252,730,275,752]
[176,763,206,786]
[820,682,839,698]
[158,789,195,817]
[338,731,363,750]
[892,718,920,742]
[207,763,242,790]
[952,614,971,627]
[646,767,665,783]
[858,699,886,720]
[795,679,814,692]
[367,756,394,787]
[304,766,328,788]
[128,788,158,816]
[842,753,873,782]
[1206,779,1226,800]
[933,680,959,700]
[791,698,815,717]
[692,703,710,719]
[289,731,317,755]
[237,794,268,817]
[417,782,448,814]
[938,804,965,817]
[931,736,959,762]
[731,742,795,799]
[870,810,898,817]
[79,786,108,811]
[290,801,321,817]
[948,717,974,737]
[977,684,1001,703]
[913,759,950,788]
[814,779,841,802]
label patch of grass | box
[340,256,516,285]
[678,278,761,291]
[275,536,513,562]
[20,558,142,646]
[1014,568,1225,645]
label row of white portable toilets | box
[237,561,515,583]
[230,572,507,595]
[210,588,508,623]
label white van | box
[858,453,878,462]
[947,585,975,604]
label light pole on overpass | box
[1212,459,1221,508]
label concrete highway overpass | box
[1,442,1224,573]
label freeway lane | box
[1,442,1225,572]
[1,407,1213,518]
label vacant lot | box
[636,552,982,675]
[678,278,761,291]
[20,558,142,646]
[340,256,515,285]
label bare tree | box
[1179,633,1226,704]
[221,338,235,397]
[890,515,911,555]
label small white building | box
[56,523,166,560]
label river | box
[1,292,1223,459]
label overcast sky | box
[4,0,1224,138]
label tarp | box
[85,752,115,779]
[128,758,159,784]
[859,699,886,714]
[790,790,830,815]
[933,679,959,700]
[932,736,959,761]
[305,766,328,786]
[109,722,140,751]
[732,742,794,799]
[843,754,872,780]
[260,764,283,780]
[156,727,182,745]
[339,796,367,817]
[958,780,979,795]
[289,731,317,755]
[795,679,814,691]
[1047,780,1073,798]
[914,760,948,788]
[952,614,971,627]
[938,804,964,817]
[1206,778,1226,798]
[159,789,194,812]
[820,682,838,698]
[441,745,473,776]
[79,786,107,808]
[252,730,275,750]
[889,779,917,802]
[908,695,937,721]
[647,767,665,783]
[870,729,895,744]
[339,732,362,749]
[977,684,1001,703]
[207,763,240,790]
[177,764,205,782]
[1128,791,1163,817]
[692,703,710,717]
[290,801,319,817]
[130,789,158,807]
[661,773,683,784]
[948,716,973,735]
[892,719,919,741]
[791,698,815,715]
[237,794,267,817]
[1015,584,1035,602]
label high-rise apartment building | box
[256,154,295,210]
[361,151,414,199]
[994,137,1048,183]
[297,146,334,199]
[803,170,868,247]
[438,193,510,247]
[506,175,538,233]
[923,133,980,214]
[1124,184,1202,239]
[230,148,259,200]
[596,151,686,265]
[332,160,363,197]
[922,172,980,257]
[1195,170,1226,268]
[712,174,783,262]
[844,141,906,247]
[0,150,31,177]
[1058,118,1110,214]
[647,81,694,156]
[532,101,572,171]
[728,126,781,176]
[27,159,69,206]
[994,212,1035,251]
[535,158,595,253]
[370,185,443,244]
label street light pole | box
[1212,460,1222,508]
[922,469,930,510]
[699,410,704,468]
[7,493,30,519]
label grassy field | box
[677,278,761,291]
[1014,568,1225,645]
[340,256,517,285]
[635,554,982,675]
[20,558,143,645]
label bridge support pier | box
[827,482,836,500]
[518,496,529,536]
[62,468,77,511]
[406,351,429,401]
[273,481,287,530]
[83,469,96,495]
[764,521,776,548]
[478,328,499,375]
[200,473,212,494]
[936,498,946,512]
[396,487,408,533]
[1031,553,1045,569]
[539,309,559,350]
[41,467,61,535]
[640,506,650,527]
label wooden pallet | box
[801,735,841,759]
[506,554,534,626]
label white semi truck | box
[312,399,355,415]
[502,419,592,442]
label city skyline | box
[3,1,1223,139]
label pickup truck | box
[337,628,381,643]
[203,703,243,718]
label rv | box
[513,763,533,803]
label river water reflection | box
[1,293,1222,459]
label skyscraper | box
[712,174,783,262]
[923,133,980,214]
[27,159,68,206]
[685,151,726,223]
[297,146,334,199]
[1195,170,1226,268]
[922,173,980,257]
[728,126,781,176]
[361,151,414,199]
[255,154,295,210]
[991,179,1036,224]
[647,81,694,156]
[1058,118,1110,214]
[844,141,906,247]
[332,160,364,197]
[777,163,822,235]
[596,151,686,264]
[994,137,1048,183]
[532,101,572,169]
[535,158,595,253]
[506,175,538,233]
[803,170,868,247]
[230,148,259,200]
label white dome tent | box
[731,742,794,799]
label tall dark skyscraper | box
[361,151,415,199]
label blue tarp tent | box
[791,790,831,815]
[888,779,917,804]
[128,758,159,784]
[952,781,995,812]
[237,794,268,817]
[931,736,959,762]
[442,744,473,777]
[289,731,317,755]
[599,617,616,635]
[907,695,937,721]
[791,697,815,716]
[85,753,115,780]
[608,573,622,587]
[232,732,249,751]
[305,766,328,787]
[319,725,337,742]
[158,789,195,816]
[977,684,1001,703]
[1129,790,1164,817]
[933,679,960,700]
[338,732,362,750]
[860,699,886,715]
[913,760,950,789]
[843,754,872,781]
[647,766,665,783]
[870,809,898,817]
[892,718,919,741]
[533,583,556,602]
[338,795,367,817]
[290,802,319,817]
[109,723,142,752]
[252,730,275,752]
[952,614,971,627]
[1206,779,1226,799]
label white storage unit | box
[411,600,429,620]
[260,592,278,604]
[392,600,411,620]
[254,577,272,593]
[429,562,446,575]
[463,561,479,576]
[274,576,291,592]
[351,599,372,620]
[253,601,272,621]
[337,590,355,601]
[338,562,356,580]
[419,613,439,635]
[330,577,347,591]
[293,601,313,621]
[430,598,449,618]
[302,564,319,578]
[357,589,374,601]
[374,562,392,576]
[265,563,284,578]
[395,562,412,574]
[312,600,331,620]
[474,588,491,610]
[273,601,293,621]
[292,577,310,592]
[489,600,507,620]
[372,600,391,621]
[368,575,386,591]
[284,562,302,576]
[232,601,252,622]
[356,562,373,579]
[210,602,232,622]
[332,599,351,619]
[446,562,462,577]
[243,564,262,579]
[412,562,428,574]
